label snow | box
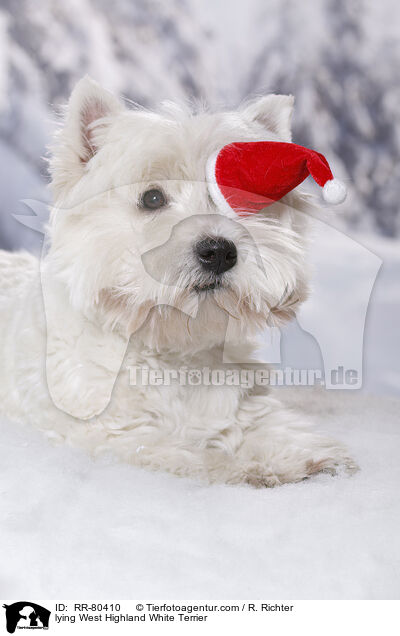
[1,388,399,600]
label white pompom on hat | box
[322,177,347,204]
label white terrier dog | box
[0,77,355,486]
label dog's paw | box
[243,464,282,488]
[235,445,358,489]
[306,453,359,478]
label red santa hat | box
[206,141,347,215]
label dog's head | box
[46,77,310,355]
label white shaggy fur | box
[0,77,355,486]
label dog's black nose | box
[195,237,237,274]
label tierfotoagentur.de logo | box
[2,603,50,633]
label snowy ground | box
[1,388,399,600]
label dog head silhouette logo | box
[2,602,50,633]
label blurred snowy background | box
[0,0,399,394]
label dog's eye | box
[140,188,167,210]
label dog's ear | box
[242,94,294,142]
[41,266,129,420]
[49,76,125,197]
